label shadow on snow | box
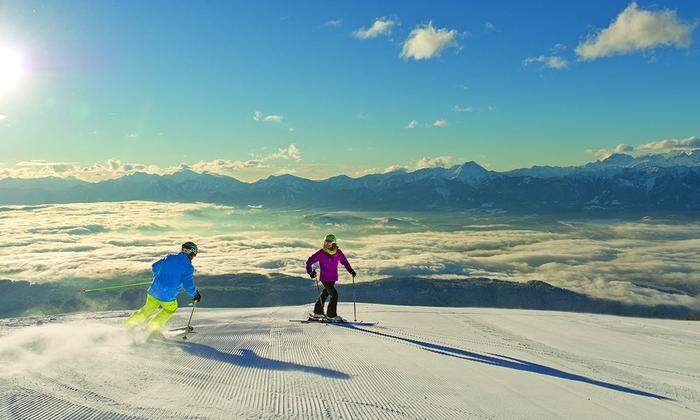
[178,341,351,380]
[336,324,672,401]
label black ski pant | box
[314,281,339,317]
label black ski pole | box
[352,274,357,322]
[313,277,320,315]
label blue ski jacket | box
[147,252,198,302]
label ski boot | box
[308,312,327,322]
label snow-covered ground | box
[1,304,699,419]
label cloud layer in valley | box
[1,202,698,311]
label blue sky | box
[0,0,698,181]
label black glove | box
[349,269,356,278]
[193,291,202,302]
[309,269,317,279]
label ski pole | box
[313,278,321,313]
[352,274,357,322]
[83,281,151,293]
[181,301,197,340]
[185,300,196,333]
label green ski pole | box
[83,281,151,293]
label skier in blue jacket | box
[125,242,202,332]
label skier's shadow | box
[177,341,351,380]
[337,324,672,401]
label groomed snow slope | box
[1,303,699,419]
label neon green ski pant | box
[124,294,178,332]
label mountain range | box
[1,152,700,213]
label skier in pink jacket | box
[306,234,356,321]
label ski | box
[289,319,378,327]
[318,317,346,324]
[162,327,197,340]
[168,325,194,332]
[307,313,348,323]
[327,321,377,326]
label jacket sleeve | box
[181,264,197,297]
[306,250,321,274]
[338,249,354,274]
[151,258,165,275]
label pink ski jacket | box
[306,248,354,283]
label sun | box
[0,47,24,93]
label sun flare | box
[0,47,24,93]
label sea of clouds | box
[0,201,698,310]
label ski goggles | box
[182,246,198,257]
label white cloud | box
[189,144,301,177]
[14,160,73,168]
[383,164,408,173]
[484,22,495,34]
[587,137,699,158]
[416,155,452,169]
[14,160,79,175]
[321,19,342,28]
[401,22,459,60]
[189,159,265,174]
[253,111,284,123]
[614,144,634,153]
[586,148,614,160]
[6,159,168,181]
[3,202,697,310]
[404,118,455,128]
[353,17,396,39]
[0,144,303,182]
[523,54,569,70]
[362,158,455,174]
[452,105,473,113]
[265,115,283,123]
[266,144,301,162]
[576,2,696,61]
[637,136,700,152]
[273,167,297,176]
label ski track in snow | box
[0,304,699,419]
